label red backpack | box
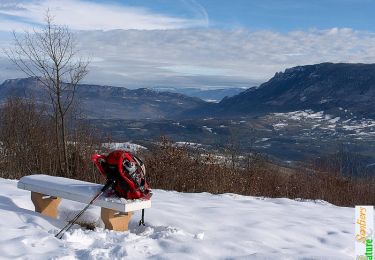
[92,150,151,200]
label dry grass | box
[144,137,375,207]
[74,220,97,231]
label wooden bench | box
[17,174,151,231]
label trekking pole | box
[55,179,115,239]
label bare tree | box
[5,11,89,175]
[225,128,241,169]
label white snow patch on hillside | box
[172,122,186,128]
[273,122,288,129]
[274,110,325,121]
[102,142,147,153]
[329,117,340,124]
[255,138,270,143]
[271,110,375,137]
[175,142,202,148]
[205,99,219,103]
[0,178,359,259]
[202,125,213,133]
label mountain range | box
[1,63,375,120]
[186,63,375,119]
[0,78,206,120]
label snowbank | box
[0,178,357,259]
[102,142,147,153]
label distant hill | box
[184,63,375,118]
[151,87,246,102]
[0,77,206,119]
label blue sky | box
[83,0,375,31]
[2,0,374,32]
[0,0,375,88]
[207,0,375,32]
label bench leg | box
[101,208,132,231]
[31,192,61,218]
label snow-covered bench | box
[17,174,151,231]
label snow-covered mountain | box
[0,177,356,259]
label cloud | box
[0,0,208,31]
[2,27,375,88]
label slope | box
[185,63,375,118]
[0,177,356,259]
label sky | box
[0,0,375,88]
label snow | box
[329,117,340,124]
[274,110,325,121]
[255,138,270,143]
[172,122,186,128]
[18,175,151,212]
[0,177,360,259]
[102,142,147,153]
[273,122,288,129]
[271,110,375,138]
[202,125,213,133]
[205,99,219,103]
[174,142,202,148]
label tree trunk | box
[56,79,69,177]
[60,113,69,176]
[54,108,62,175]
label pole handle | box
[101,179,115,192]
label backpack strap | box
[91,154,108,177]
[117,152,137,192]
[133,155,146,176]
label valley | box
[88,108,375,170]
[2,62,375,171]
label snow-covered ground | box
[174,141,202,148]
[0,178,357,259]
[271,110,375,138]
[102,142,147,153]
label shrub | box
[0,97,105,183]
[144,137,375,207]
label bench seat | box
[17,174,151,231]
